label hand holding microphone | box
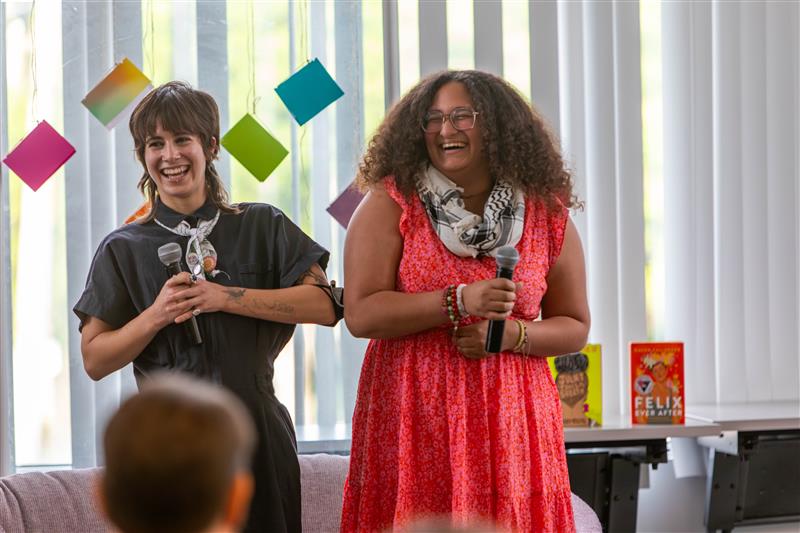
[157,242,203,345]
[454,246,520,355]
[485,246,519,353]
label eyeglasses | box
[420,107,480,133]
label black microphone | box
[157,242,203,345]
[485,246,520,353]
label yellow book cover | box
[548,344,602,427]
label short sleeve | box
[547,199,570,269]
[382,176,412,237]
[265,206,330,288]
[73,237,138,331]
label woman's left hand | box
[452,321,490,359]
[453,319,520,359]
[174,278,231,323]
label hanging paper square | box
[82,58,152,129]
[2,120,75,192]
[326,183,364,229]
[124,200,151,225]
[275,58,344,126]
[221,114,288,182]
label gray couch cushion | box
[299,453,349,532]
[572,494,602,533]
[1,455,601,533]
[0,468,109,533]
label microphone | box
[157,242,203,345]
[485,245,520,353]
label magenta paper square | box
[2,121,76,191]
[326,184,365,229]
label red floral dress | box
[341,178,575,532]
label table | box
[688,401,800,532]
[563,415,721,532]
[688,401,800,433]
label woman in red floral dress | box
[342,70,590,532]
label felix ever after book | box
[630,342,685,425]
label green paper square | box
[221,114,288,182]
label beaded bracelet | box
[441,284,460,330]
[512,319,528,352]
[440,285,451,317]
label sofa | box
[0,453,601,532]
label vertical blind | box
[1,0,15,477]
[662,1,799,404]
[0,0,798,475]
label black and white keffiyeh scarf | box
[416,165,525,258]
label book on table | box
[630,341,685,425]
[548,344,602,428]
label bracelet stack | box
[441,284,460,330]
[512,319,528,353]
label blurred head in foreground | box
[100,373,256,533]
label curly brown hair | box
[129,81,240,223]
[357,70,578,210]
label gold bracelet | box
[512,319,527,352]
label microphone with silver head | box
[157,242,202,345]
[485,246,520,353]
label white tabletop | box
[564,414,721,443]
[296,415,726,453]
[686,401,800,432]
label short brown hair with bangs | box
[357,70,579,210]
[129,81,239,222]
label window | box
[2,0,796,473]
[4,1,70,467]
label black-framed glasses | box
[420,107,480,133]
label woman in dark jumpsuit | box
[74,81,337,533]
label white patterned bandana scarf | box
[154,210,229,279]
[417,165,525,258]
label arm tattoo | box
[295,267,328,286]
[266,301,295,315]
[225,288,246,300]
[227,287,294,316]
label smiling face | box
[652,362,668,382]
[144,122,213,214]
[423,81,490,189]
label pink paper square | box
[326,184,365,229]
[2,120,76,191]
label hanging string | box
[142,0,156,83]
[247,0,257,116]
[297,0,310,220]
[28,0,37,121]
[143,0,155,79]
[299,0,308,65]
[150,1,155,79]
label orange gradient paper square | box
[82,58,152,129]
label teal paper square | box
[275,58,344,126]
[221,114,288,182]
